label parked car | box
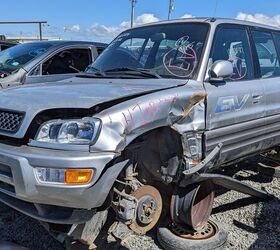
[0,40,18,51]
[0,18,277,249]
[0,40,107,88]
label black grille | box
[0,110,24,133]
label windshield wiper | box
[105,67,161,79]
[75,73,106,78]
[85,66,106,76]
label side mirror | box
[208,60,233,81]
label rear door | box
[250,29,280,149]
[204,24,265,163]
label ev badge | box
[215,94,250,113]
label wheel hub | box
[137,195,158,225]
[170,180,214,230]
[129,185,162,235]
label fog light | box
[35,168,94,185]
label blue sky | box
[1,0,280,42]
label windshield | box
[87,23,209,79]
[0,42,53,74]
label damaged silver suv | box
[0,18,277,249]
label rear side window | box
[210,26,253,81]
[0,45,13,51]
[252,31,280,78]
[97,47,105,55]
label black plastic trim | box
[0,192,95,224]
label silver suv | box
[0,18,277,249]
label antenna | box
[130,0,137,28]
[168,0,174,20]
[213,0,219,17]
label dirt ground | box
[0,157,279,250]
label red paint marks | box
[121,94,179,130]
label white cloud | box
[120,13,160,29]
[135,13,160,25]
[236,12,280,27]
[88,13,160,38]
[64,24,81,33]
[87,24,123,37]
[50,13,202,41]
[181,14,194,19]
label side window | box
[210,27,253,81]
[252,31,280,78]
[97,47,105,56]
[0,45,12,51]
[273,32,280,53]
[42,48,91,75]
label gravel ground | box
[0,157,279,250]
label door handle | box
[252,94,262,104]
[252,95,262,100]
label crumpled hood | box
[0,77,187,138]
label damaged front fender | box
[91,81,206,156]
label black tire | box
[157,220,228,250]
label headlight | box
[35,117,101,144]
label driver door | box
[204,25,265,163]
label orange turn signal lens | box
[65,169,94,185]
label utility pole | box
[39,22,43,40]
[168,0,174,20]
[130,0,136,28]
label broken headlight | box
[35,117,101,144]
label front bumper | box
[0,143,126,223]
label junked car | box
[0,40,18,51]
[0,18,278,249]
[0,40,107,88]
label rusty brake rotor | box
[129,185,162,235]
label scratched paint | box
[92,82,206,153]
[121,94,178,131]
